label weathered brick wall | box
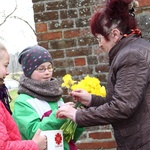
[32,0,108,86]
[32,0,150,149]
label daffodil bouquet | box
[60,74,106,142]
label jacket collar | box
[108,34,138,65]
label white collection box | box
[41,130,64,150]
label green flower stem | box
[75,102,82,108]
[60,118,77,142]
[60,102,81,142]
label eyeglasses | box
[96,30,113,42]
[36,66,53,73]
[96,28,123,42]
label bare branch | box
[10,16,36,35]
[0,0,17,26]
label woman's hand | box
[56,104,77,121]
[69,89,92,106]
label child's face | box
[31,62,53,81]
[0,50,10,80]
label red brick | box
[78,37,96,46]
[53,69,66,78]
[66,48,92,57]
[50,50,65,59]
[101,141,117,149]
[60,10,78,19]
[89,131,112,139]
[49,20,74,30]
[50,39,76,49]
[95,64,109,73]
[138,0,150,7]
[76,18,90,28]
[35,23,47,33]
[33,3,44,13]
[53,59,74,68]
[76,141,117,149]
[80,28,91,37]
[46,1,67,10]
[79,7,91,17]
[74,58,86,66]
[37,31,62,41]
[34,12,59,22]
[38,42,48,49]
[64,29,81,38]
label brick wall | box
[32,0,150,149]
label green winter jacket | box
[13,94,84,150]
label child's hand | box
[32,129,47,150]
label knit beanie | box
[18,45,53,77]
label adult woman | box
[57,0,150,149]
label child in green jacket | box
[13,45,84,150]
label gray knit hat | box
[18,45,53,77]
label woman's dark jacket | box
[76,35,150,150]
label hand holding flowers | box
[62,74,106,97]
[69,89,92,106]
[57,103,77,120]
[59,74,106,142]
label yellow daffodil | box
[61,74,76,89]
[62,74,106,97]
[60,74,106,142]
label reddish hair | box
[90,0,138,40]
